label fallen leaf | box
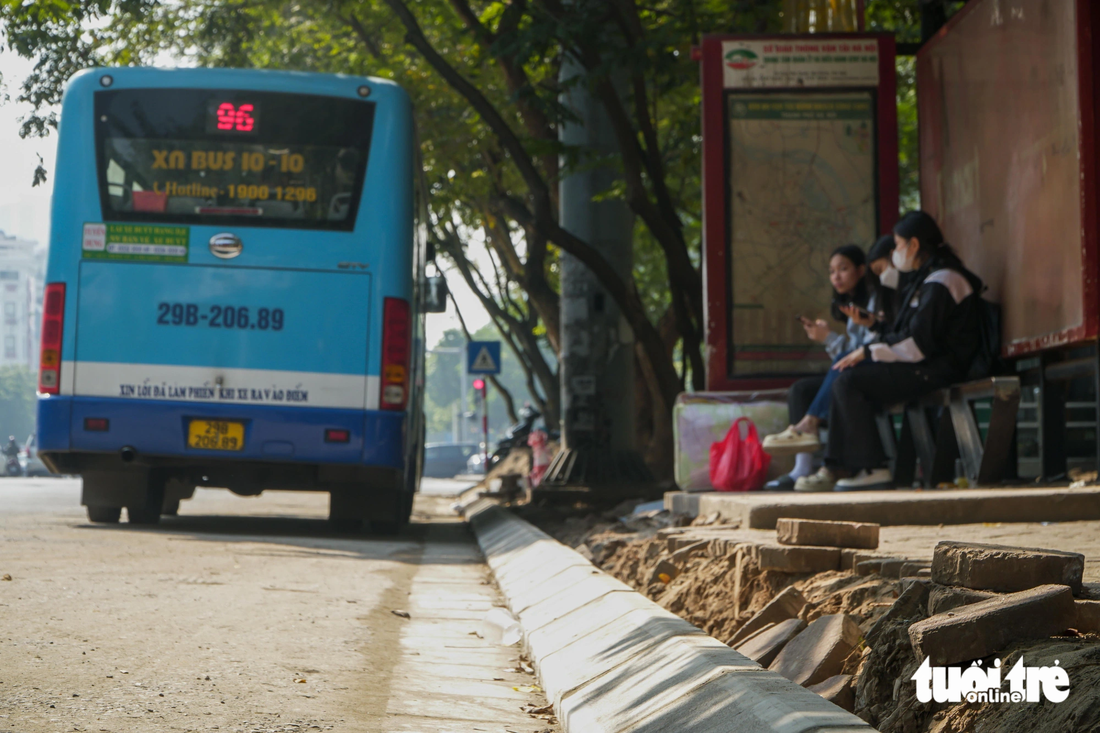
[658,573,671,584]
[391,609,411,619]
[521,703,554,715]
[1,574,11,581]
[294,678,307,684]
[512,684,542,693]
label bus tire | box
[87,506,121,523]
[330,517,363,533]
[372,520,401,536]
[161,498,181,516]
[127,505,161,525]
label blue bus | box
[36,67,445,532]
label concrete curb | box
[465,499,879,733]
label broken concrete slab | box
[841,549,884,571]
[769,614,863,687]
[808,674,855,712]
[727,586,808,646]
[865,580,930,647]
[855,557,898,576]
[776,518,879,550]
[931,541,1085,593]
[754,544,840,574]
[879,559,908,578]
[728,622,775,648]
[908,584,1075,665]
[900,561,930,578]
[735,617,806,666]
[926,584,999,616]
[1075,599,1100,634]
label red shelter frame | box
[698,33,899,392]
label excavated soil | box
[525,505,1100,733]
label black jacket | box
[868,258,983,384]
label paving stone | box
[879,558,908,578]
[648,558,681,585]
[865,580,929,647]
[776,518,879,550]
[754,544,840,574]
[735,617,805,666]
[926,584,999,616]
[807,674,855,712]
[769,614,863,687]
[727,586,808,646]
[899,561,930,577]
[1074,599,1100,634]
[855,557,898,576]
[841,549,883,571]
[931,540,1085,593]
[728,622,775,648]
[908,584,1076,665]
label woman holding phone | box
[761,243,888,490]
[819,211,984,491]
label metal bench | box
[875,376,1021,487]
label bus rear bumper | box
[36,395,406,475]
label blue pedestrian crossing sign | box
[467,341,502,375]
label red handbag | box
[709,417,772,492]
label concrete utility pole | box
[538,56,654,496]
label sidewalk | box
[664,486,1100,528]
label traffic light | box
[472,378,485,391]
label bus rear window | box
[94,89,375,231]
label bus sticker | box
[82,223,190,263]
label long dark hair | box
[893,210,981,292]
[829,244,869,322]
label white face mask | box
[892,242,916,272]
[879,265,900,289]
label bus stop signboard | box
[698,33,899,391]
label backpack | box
[966,297,1007,380]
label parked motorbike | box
[5,456,22,477]
[487,406,558,470]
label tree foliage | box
[0,366,36,442]
[0,0,941,473]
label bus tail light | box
[39,283,66,395]
[380,297,411,411]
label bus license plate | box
[187,420,245,451]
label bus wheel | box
[87,506,121,523]
[161,498,180,516]
[127,505,161,525]
[330,517,363,533]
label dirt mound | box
[529,508,1100,733]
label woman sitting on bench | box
[808,211,984,491]
[761,240,897,490]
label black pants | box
[825,362,949,471]
[789,375,825,425]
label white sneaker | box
[794,467,835,492]
[762,426,822,455]
[834,468,893,491]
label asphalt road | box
[0,476,558,733]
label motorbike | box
[487,406,558,471]
[5,455,22,477]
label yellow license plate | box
[187,419,245,451]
